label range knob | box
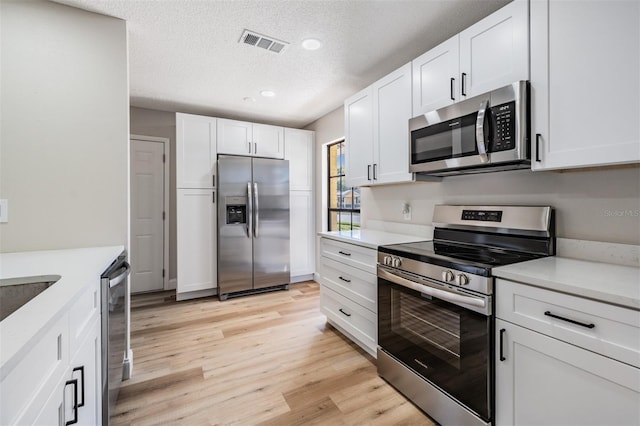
[383,255,392,266]
[456,273,470,286]
[442,270,454,282]
[392,257,402,268]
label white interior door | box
[130,139,165,293]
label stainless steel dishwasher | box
[100,252,130,425]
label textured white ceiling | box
[51,0,510,128]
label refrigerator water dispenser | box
[225,196,247,224]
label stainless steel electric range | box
[377,205,555,426]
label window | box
[327,140,360,231]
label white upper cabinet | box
[284,128,314,191]
[374,62,413,185]
[412,36,460,114]
[412,0,529,116]
[530,0,640,171]
[176,113,217,189]
[345,87,375,187]
[253,123,285,159]
[217,118,284,159]
[459,0,529,98]
[346,62,413,187]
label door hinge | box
[162,269,165,278]
[163,154,166,163]
[162,211,165,220]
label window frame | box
[327,139,360,231]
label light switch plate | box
[0,199,7,223]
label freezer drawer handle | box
[338,276,351,283]
[338,251,351,257]
[339,308,351,317]
[499,328,506,361]
[544,311,595,329]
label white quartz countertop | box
[318,229,430,249]
[0,246,124,378]
[494,256,640,310]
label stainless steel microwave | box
[409,81,530,176]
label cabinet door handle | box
[248,142,252,154]
[254,142,257,154]
[367,164,372,181]
[212,191,215,204]
[461,73,467,96]
[338,251,351,257]
[450,77,455,101]
[499,328,506,361]
[339,308,352,317]
[72,366,85,407]
[338,276,351,283]
[64,379,79,425]
[544,311,595,329]
[535,134,542,162]
[373,163,377,180]
[212,174,216,187]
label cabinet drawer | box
[320,238,376,274]
[496,279,640,367]
[320,285,377,354]
[0,313,69,425]
[69,281,100,356]
[320,257,377,313]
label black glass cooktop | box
[380,240,545,276]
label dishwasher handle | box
[108,262,130,288]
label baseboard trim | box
[167,278,177,290]
[176,288,217,301]
[291,274,314,283]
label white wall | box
[129,107,177,280]
[0,0,129,252]
[306,106,640,246]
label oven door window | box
[378,278,491,421]
[411,112,478,164]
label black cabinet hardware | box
[338,276,351,283]
[338,251,351,257]
[367,164,372,181]
[499,328,506,361]
[339,308,351,317]
[373,163,377,180]
[544,311,595,329]
[461,73,467,96]
[64,379,79,425]
[72,366,85,407]
[535,134,542,162]
[450,78,455,101]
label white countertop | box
[494,256,640,310]
[0,246,124,378]
[318,229,430,249]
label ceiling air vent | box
[239,29,289,53]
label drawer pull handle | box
[64,378,79,425]
[339,308,351,317]
[499,328,506,361]
[72,366,85,407]
[338,276,351,283]
[338,251,351,257]
[544,311,595,329]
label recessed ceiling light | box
[260,90,275,98]
[302,38,322,50]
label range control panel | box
[490,101,516,152]
[461,210,503,222]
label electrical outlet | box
[0,199,7,223]
[402,203,411,221]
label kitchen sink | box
[0,275,61,321]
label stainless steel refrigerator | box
[217,155,290,300]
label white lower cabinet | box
[176,188,217,299]
[495,279,640,426]
[2,283,102,425]
[319,237,377,357]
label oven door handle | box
[378,267,486,309]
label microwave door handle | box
[475,100,490,163]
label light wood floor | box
[114,281,435,425]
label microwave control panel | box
[490,101,516,152]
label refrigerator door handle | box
[253,182,259,238]
[246,182,252,238]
